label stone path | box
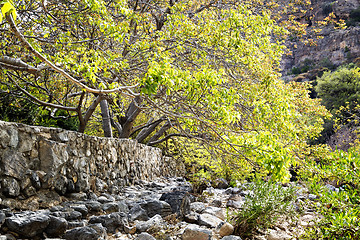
[0,177,322,240]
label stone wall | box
[0,120,185,201]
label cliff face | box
[281,0,360,75]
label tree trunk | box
[119,96,142,138]
[100,99,113,137]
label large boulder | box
[5,211,50,238]
[159,191,190,217]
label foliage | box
[0,0,331,181]
[316,64,360,113]
[232,180,298,238]
[300,146,360,240]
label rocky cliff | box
[281,0,360,75]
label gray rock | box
[182,224,212,240]
[190,202,205,213]
[63,223,107,240]
[225,188,242,195]
[68,221,87,229]
[45,216,68,237]
[184,211,199,223]
[226,200,243,209]
[159,191,190,217]
[118,200,129,213]
[128,204,149,222]
[135,232,156,240]
[211,199,222,208]
[85,201,102,212]
[1,177,20,197]
[54,175,68,195]
[325,184,337,192]
[213,178,229,189]
[0,212,6,226]
[67,193,87,201]
[198,213,223,228]
[308,194,318,201]
[29,171,41,189]
[136,214,162,232]
[102,202,119,213]
[5,211,50,238]
[89,212,128,233]
[221,236,242,240]
[203,206,225,220]
[69,204,88,218]
[216,222,234,237]
[140,199,172,218]
[1,149,27,179]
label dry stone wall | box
[0,120,185,201]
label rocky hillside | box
[281,0,360,76]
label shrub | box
[232,180,297,238]
[316,64,360,113]
[300,147,360,239]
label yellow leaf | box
[1,1,16,21]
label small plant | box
[232,180,297,238]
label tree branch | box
[5,14,139,96]
[147,133,190,146]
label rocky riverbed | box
[0,177,323,240]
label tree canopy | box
[0,0,330,181]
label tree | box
[0,0,329,181]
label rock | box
[140,199,172,218]
[85,201,102,212]
[226,200,243,209]
[135,232,156,240]
[2,177,20,197]
[211,199,222,208]
[190,202,205,213]
[136,214,163,232]
[63,223,107,240]
[102,202,119,213]
[182,224,212,240]
[221,236,242,240]
[308,194,318,201]
[184,211,199,223]
[118,200,129,213]
[216,222,234,237]
[54,175,68,195]
[45,216,68,237]
[1,149,27,179]
[89,212,128,233]
[0,212,6,226]
[267,229,292,240]
[213,178,229,189]
[69,204,88,218]
[29,171,41,189]
[68,221,87,229]
[203,206,225,220]
[36,190,63,208]
[159,191,191,217]
[128,204,149,222]
[198,213,223,228]
[5,211,50,238]
[67,193,87,201]
[324,184,338,192]
[225,188,242,195]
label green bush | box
[316,64,360,113]
[300,147,360,239]
[232,180,297,238]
